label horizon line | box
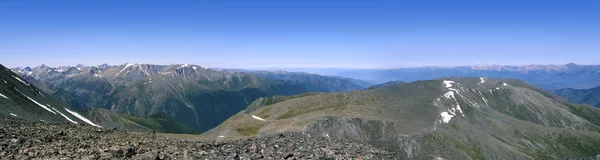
[6,62,599,70]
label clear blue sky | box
[1,0,599,68]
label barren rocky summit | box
[0,116,392,159]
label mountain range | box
[11,64,370,132]
[206,77,600,159]
[291,63,600,90]
[5,62,600,159]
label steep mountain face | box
[0,64,101,128]
[247,70,371,92]
[206,77,600,159]
[303,63,600,90]
[12,64,307,132]
[552,86,600,108]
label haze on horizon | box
[1,0,599,69]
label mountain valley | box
[11,64,370,132]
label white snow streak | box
[192,66,197,70]
[503,82,508,86]
[479,77,486,84]
[0,93,7,99]
[9,113,17,117]
[64,108,102,128]
[24,95,56,114]
[218,136,225,138]
[12,75,29,86]
[478,91,489,107]
[115,63,135,77]
[51,107,78,124]
[443,91,454,99]
[139,65,150,76]
[252,115,267,121]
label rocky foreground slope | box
[0,116,392,159]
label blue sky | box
[1,0,599,68]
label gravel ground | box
[0,116,393,159]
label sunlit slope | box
[206,77,600,159]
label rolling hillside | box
[206,77,600,159]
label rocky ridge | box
[0,116,392,159]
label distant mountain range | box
[11,64,370,132]
[206,77,600,159]
[552,86,600,108]
[286,63,600,90]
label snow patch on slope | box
[443,80,454,88]
[0,93,7,99]
[252,115,267,121]
[479,77,486,84]
[440,112,454,123]
[64,108,102,128]
[24,95,56,114]
[443,80,459,92]
[50,106,78,124]
[138,65,150,76]
[439,88,465,123]
[478,91,489,107]
[12,75,29,86]
[115,63,135,77]
[10,113,17,117]
[503,82,508,86]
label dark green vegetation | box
[206,77,600,159]
[248,70,371,92]
[552,86,600,108]
[12,64,369,133]
[81,108,199,134]
[366,80,406,89]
